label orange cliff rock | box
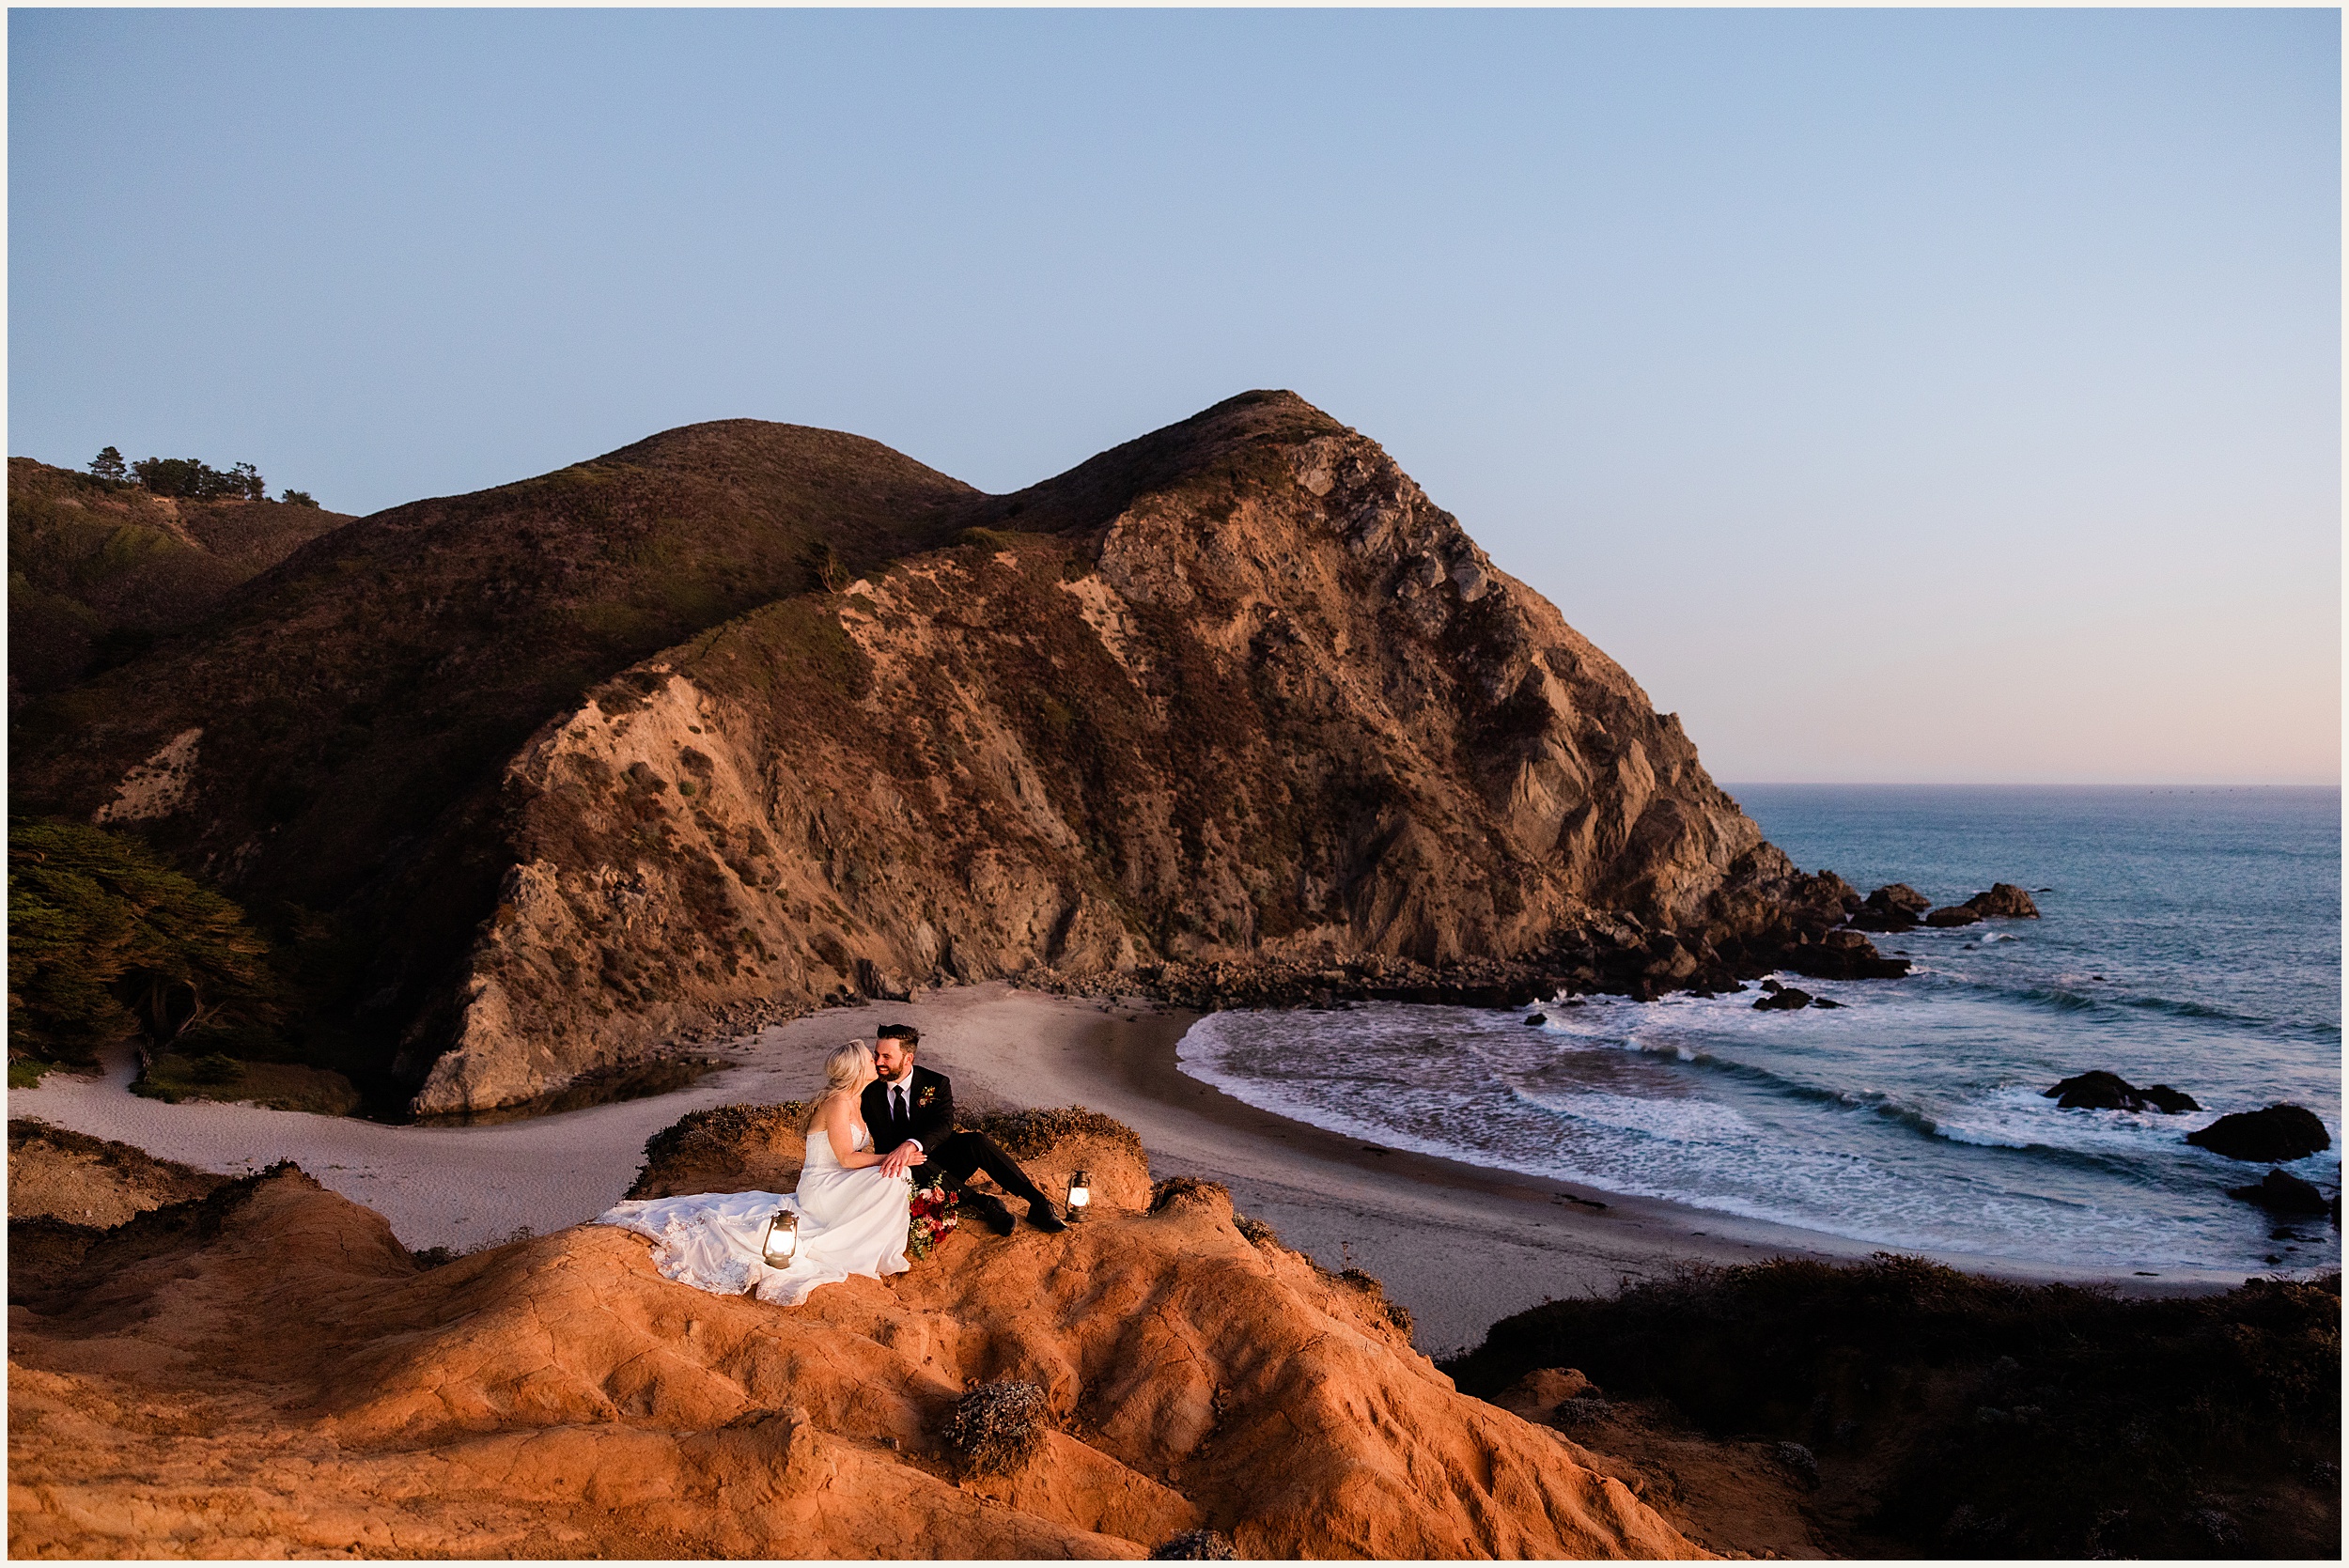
[9,1124,1701,1560]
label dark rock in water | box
[1811,997,1843,1009]
[2187,1104,2331,1163]
[1779,932,1910,981]
[1849,883,1930,931]
[1964,883,2042,919]
[1760,978,1783,994]
[2043,1071,2201,1114]
[2228,1169,2330,1216]
[1874,883,1931,916]
[1754,986,1813,1011]
[1524,1013,1548,1027]
[1924,905,1983,928]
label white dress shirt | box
[885,1075,922,1154]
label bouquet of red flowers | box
[908,1175,958,1260]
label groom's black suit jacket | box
[863,1065,954,1159]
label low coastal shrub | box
[626,1100,806,1198]
[131,1052,361,1115]
[8,818,282,1072]
[1147,1175,1228,1214]
[944,1379,1049,1476]
[972,1106,1144,1162]
[1233,1212,1281,1249]
[1443,1253,2341,1558]
[1340,1265,1415,1340]
[1149,1529,1237,1560]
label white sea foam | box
[1175,997,2340,1275]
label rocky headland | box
[13,393,1946,1118]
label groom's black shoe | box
[1025,1201,1066,1234]
[969,1192,1017,1236]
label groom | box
[864,1024,1066,1234]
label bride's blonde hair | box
[799,1040,875,1134]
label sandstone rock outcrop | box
[15,392,1897,1116]
[8,1113,1700,1560]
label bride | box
[596,1041,912,1305]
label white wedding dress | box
[596,1122,911,1306]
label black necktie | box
[894,1084,908,1128]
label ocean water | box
[1177,786,2342,1277]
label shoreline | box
[9,981,2260,1355]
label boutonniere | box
[917,1085,937,1107]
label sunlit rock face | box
[19,392,1814,1116]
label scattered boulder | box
[1524,1013,1548,1027]
[1812,998,1843,1009]
[2227,1169,2330,1216]
[1964,884,2042,920]
[1924,906,1982,928]
[2043,1073,2201,1115]
[1754,987,1814,1012]
[2187,1105,2332,1163]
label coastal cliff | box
[13,393,1889,1116]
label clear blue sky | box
[10,9,2339,784]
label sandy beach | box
[9,981,2240,1354]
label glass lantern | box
[1066,1170,1091,1221]
[761,1209,799,1265]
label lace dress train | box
[596,1125,911,1305]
